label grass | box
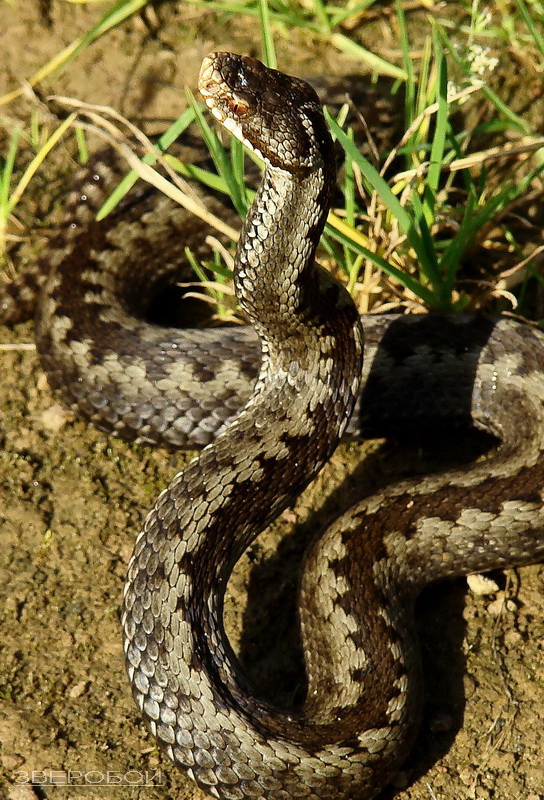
[185,0,408,79]
[1,0,543,322]
[0,114,77,266]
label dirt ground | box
[0,2,543,800]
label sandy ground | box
[0,2,543,799]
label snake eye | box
[229,98,249,117]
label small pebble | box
[487,594,517,617]
[467,574,500,596]
[40,403,71,433]
[504,629,522,647]
[68,680,90,699]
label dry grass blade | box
[449,137,544,172]
[49,96,240,242]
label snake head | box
[199,52,334,174]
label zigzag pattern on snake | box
[1,53,543,799]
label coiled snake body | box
[2,53,544,799]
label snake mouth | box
[198,53,221,101]
[199,53,244,135]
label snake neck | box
[235,158,336,361]
[168,154,364,583]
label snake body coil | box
[2,53,544,800]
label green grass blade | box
[230,137,249,214]
[190,94,246,217]
[186,0,315,30]
[481,86,529,135]
[438,192,478,292]
[329,33,408,80]
[515,0,544,61]
[396,0,415,130]
[409,190,441,291]
[170,161,230,194]
[0,128,21,218]
[259,0,277,68]
[185,246,233,282]
[424,30,449,216]
[415,37,433,122]
[187,1,405,79]
[343,134,356,226]
[75,127,89,163]
[320,233,348,274]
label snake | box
[2,52,544,800]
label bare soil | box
[0,3,543,800]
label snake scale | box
[2,52,544,799]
